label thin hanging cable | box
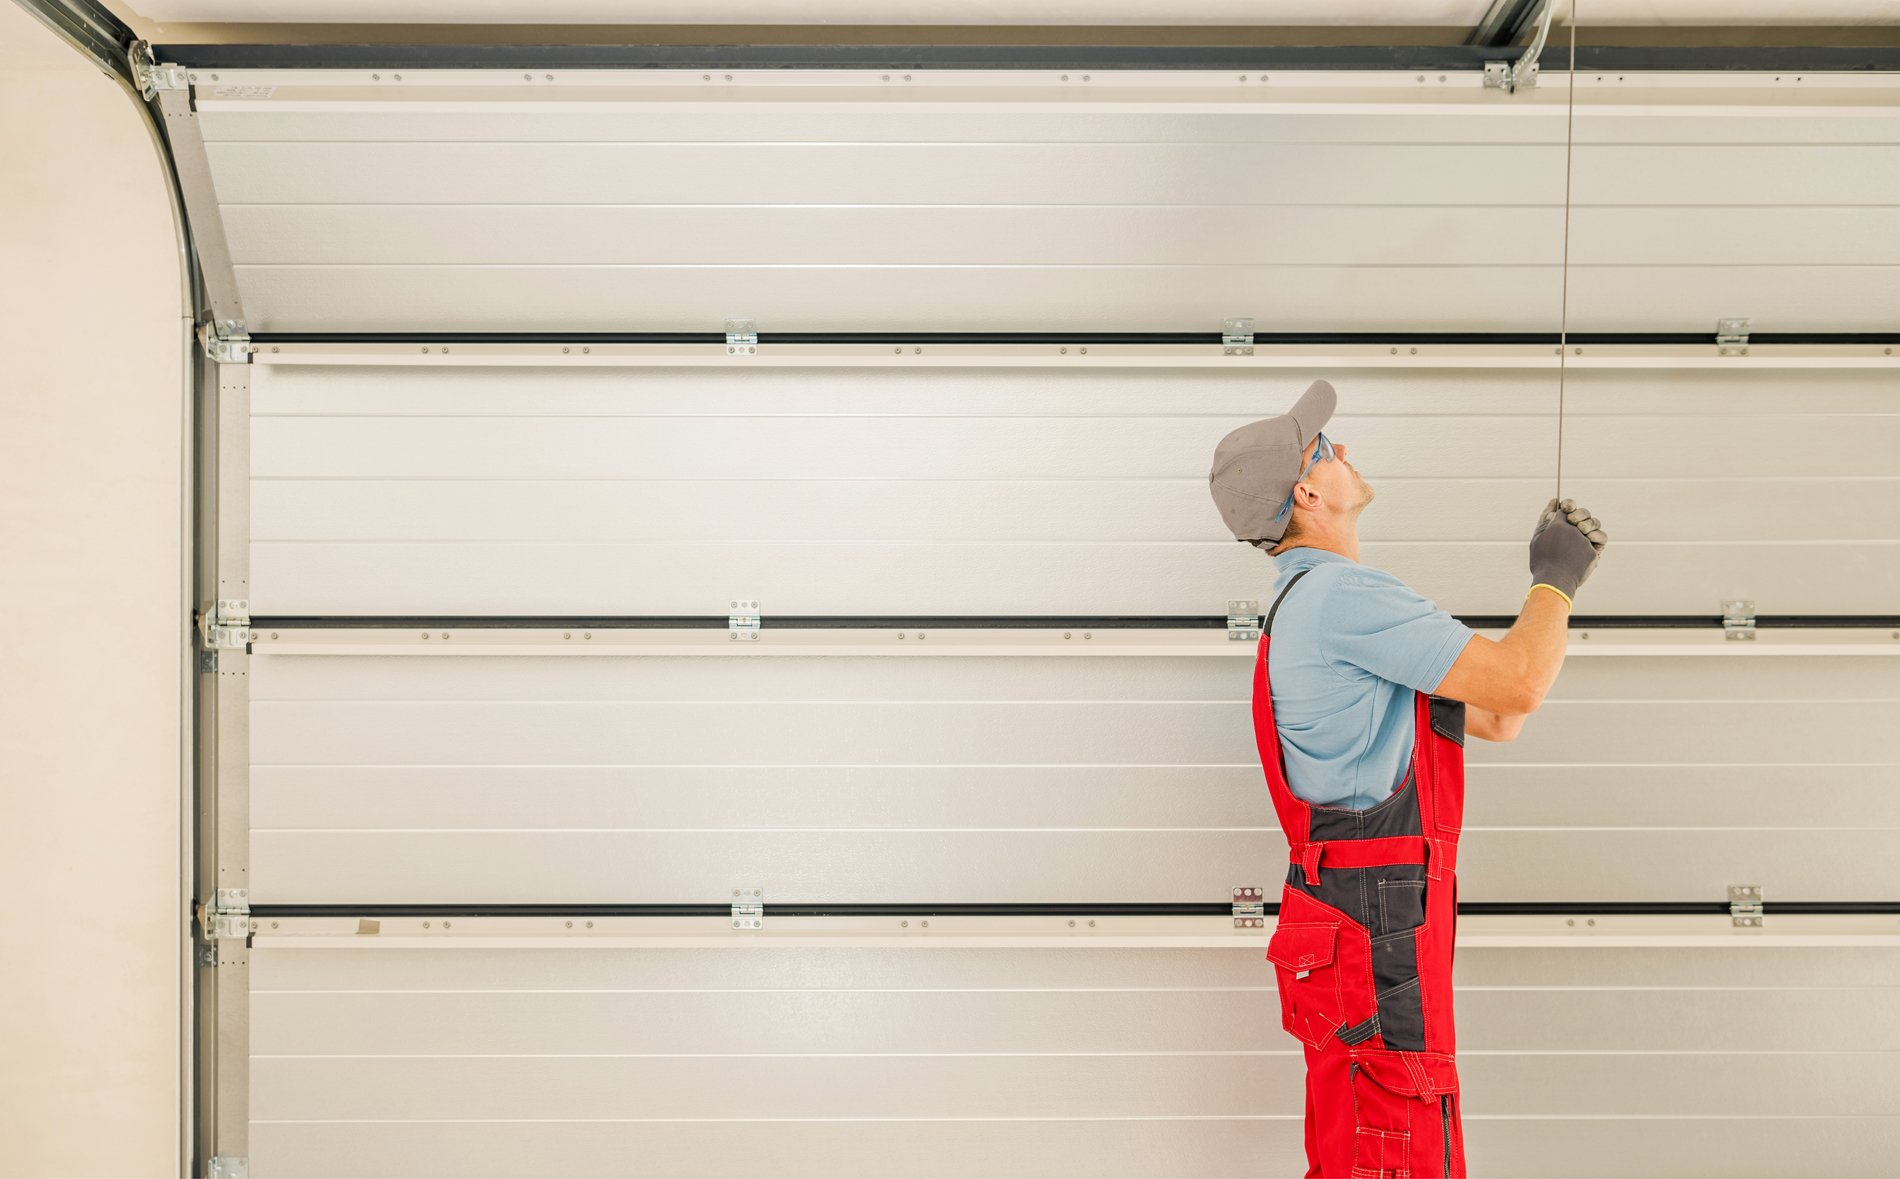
[1555,1,1579,497]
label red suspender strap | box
[1289,836,1433,880]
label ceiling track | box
[153,43,1900,72]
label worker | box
[1207,379,1607,1178]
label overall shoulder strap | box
[1263,567,1315,637]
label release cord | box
[1555,1,1578,498]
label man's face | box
[1297,434,1374,514]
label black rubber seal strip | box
[251,614,1900,632]
[249,330,1900,347]
[156,44,1900,74]
[251,900,1900,919]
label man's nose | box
[1334,443,1349,462]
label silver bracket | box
[208,1158,249,1179]
[1232,886,1266,929]
[1227,600,1262,642]
[131,43,190,100]
[728,599,761,642]
[1222,317,1255,356]
[197,944,219,967]
[1483,0,1554,93]
[725,318,758,356]
[1717,317,1750,356]
[1722,599,1757,642]
[200,888,252,941]
[1729,885,1764,928]
[731,886,764,930]
[200,599,252,650]
[198,319,252,364]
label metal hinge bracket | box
[1232,886,1266,928]
[1728,885,1764,927]
[200,599,252,650]
[199,888,252,941]
[198,318,252,364]
[1483,0,1555,92]
[1222,317,1255,356]
[726,318,758,356]
[131,43,190,100]
[1717,317,1750,356]
[728,599,761,641]
[1227,600,1261,641]
[1722,599,1757,642]
[731,886,764,930]
[208,1157,250,1179]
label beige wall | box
[0,4,187,1175]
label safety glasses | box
[1273,432,1335,523]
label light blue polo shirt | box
[1264,548,1475,810]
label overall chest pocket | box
[1266,921,1343,1049]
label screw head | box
[565,920,573,928]
[586,921,594,928]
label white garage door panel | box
[222,204,1564,267]
[1570,207,1900,266]
[196,109,1570,147]
[255,409,1896,482]
[255,765,1264,829]
[231,265,1565,335]
[203,141,1564,207]
[247,945,1900,1179]
[1471,765,1900,827]
[250,653,1896,904]
[249,537,1898,615]
[253,476,1900,545]
[1571,144,1899,205]
[250,831,1268,904]
[1563,266,1900,333]
[249,1121,1291,1179]
[250,364,1898,616]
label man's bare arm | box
[1436,587,1570,720]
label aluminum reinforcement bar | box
[251,614,1900,631]
[253,901,1900,919]
[153,43,1900,73]
[253,331,1900,348]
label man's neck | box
[1279,527,1360,563]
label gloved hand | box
[1528,498,1608,604]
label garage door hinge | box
[1728,885,1764,927]
[1222,318,1254,356]
[1232,886,1266,928]
[198,888,252,941]
[199,599,252,650]
[731,886,764,930]
[1722,600,1756,641]
[1717,317,1750,356]
[1483,0,1554,93]
[208,1157,249,1179]
[198,319,252,364]
[726,318,758,356]
[130,43,189,100]
[729,599,761,641]
[1227,600,1261,641]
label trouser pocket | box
[1349,1050,1463,1179]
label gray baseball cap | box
[1208,379,1337,545]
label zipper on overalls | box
[1440,1093,1455,1177]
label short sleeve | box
[1317,568,1475,694]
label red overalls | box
[1252,569,1468,1178]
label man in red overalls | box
[1208,380,1608,1177]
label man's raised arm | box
[1437,499,1610,739]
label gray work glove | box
[1528,498,1608,604]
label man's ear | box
[1293,482,1321,512]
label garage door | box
[164,48,1900,1178]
